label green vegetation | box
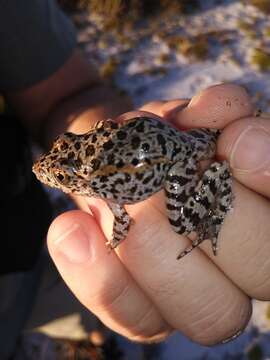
[165,34,209,61]
[58,0,200,16]
[263,26,270,38]
[248,0,270,13]
[237,19,257,39]
[251,48,270,71]
[100,57,119,78]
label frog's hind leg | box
[197,161,233,256]
[165,160,201,236]
[165,160,232,259]
[106,202,133,250]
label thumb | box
[47,210,166,341]
[217,115,270,199]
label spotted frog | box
[33,115,233,259]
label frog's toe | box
[211,236,219,256]
[106,234,126,250]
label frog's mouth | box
[32,155,56,188]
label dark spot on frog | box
[221,188,231,197]
[74,142,81,150]
[131,158,139,166]
[135,172,144,180]
[125,173,131,182]
[153,178,162,187]
[115,178,124,185]
[219,204,227,212]
[110,121,118,129]
[116,159,125,168]
[91,158,101,171]
[91,134,98,143]
[157,134,166,145]
[186,167,196,175]
[103,140,114,151]
[156,121,165,130]
[135,122,144,132]
[59,159,69,166]
[60,142,68,151]
[208,179,217,194]
[116,130,127,140]
[130,185,137,193]
[144,188,152,193]
[131,136,141,149]
[68,151,75,160]
[127,120,137,128]
[99,175,108,182]
[86,145,95,156]
[141,143,150,152]
[142,174,153,185]
[74,158,82,168]
[199,196,211,209]
[107,153,115,164]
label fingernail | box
[53,223,92,263]
[221,329,243,344]
[230,126,270,171]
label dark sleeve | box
[0,0,77,91]
[1,115,53,275]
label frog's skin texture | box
[33,116,233,259]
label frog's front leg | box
[106,201,133,250]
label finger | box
[139,100,166,115]
[47,210,172,341]
[115,110,162,123]
[217,116,270,199]
[199,180,270,300]
[93,197,251,345]
[171,83,254,129]
[139,99,189,117]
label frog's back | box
[98,117,183,165]
[86,117,183,204]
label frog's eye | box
[54,171,69,185]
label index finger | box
[169,83,254,129]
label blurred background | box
[15,1,270,359]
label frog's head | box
[32,132,86,194]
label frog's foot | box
[167,161,232,259]
[105,232,128,251]
[177,234,204,260]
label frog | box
[32,114,233,259]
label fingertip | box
[217,117,270,197]
[174,83,254,129]
[47,210,105,267]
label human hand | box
[47,83,270,345]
